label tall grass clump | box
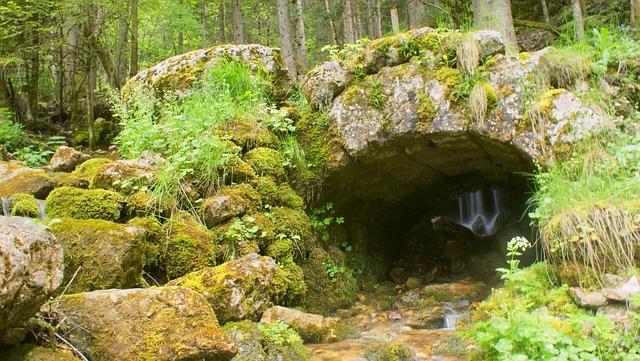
[113,59,274,208]
[528,130,640,285]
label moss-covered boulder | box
[223,320,308,361]
[167,253,286,323]
[364,343,416,361]
[244,148,286,180]
[201,184,262,228]
[0,344,79,361]
[126,44,293,102]
[276,183,304,209]
[302,247,358,314]
[45,186,124,221]
[92,152,163,194]
[0,216,63,345]
[127,216,164,274]
[51,157,113,188]
[50,218,145,293]
[8,193,39,218]
[216,117,279,150]
[0,162,55,199]
[227,156,257,183]
[271,207,312,245]
[260,306,343,343]
[48,146,90,172]
[51,287,237,361]
[163,211,218,279]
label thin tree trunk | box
[632,0,640,28]
[390,1,400,34]
[294,0,308,74]
[129,0,139,77]
[277,0,298,78]
[572,0,585,42]
[56,22,65,119]
[373,0,382,38]
[324,0,339,45]
[354,0,364,40]
[540,0,550,23]
[218,3,226,43]
[366,0,374,38]
[87,60,96,150]
[27,13,40,123]
[231,0,245,44]
[344,0,357,43]
[116,16,128,87]
[472,0,518,54]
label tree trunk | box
[390,1,400,34]
[56,22,65,119]
[277,0,298,78]
[373,0,382,38]
[324,0,339,45]
[201,1,207,47]
[407,0,426,29]
[218,3,226,43]
[540,0,550,23]
[129,0,139,77]
[354,0,364,40]
[571,0,585,42]
[344,0,357,43]
[294,0,308,74]
[472,0,518,54]
[116,16,129,87]
[366,0,374,38]
[632,0,640,28]
[231,0,245,44]
[27,13,40,123]
[87,60,96,150]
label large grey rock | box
[167,253,286,323]
[48,146,90,172]
[0,216,63,344]
[472,30,506,59]
[261,306,343,343]
[603,276,640,303]
[51,287,237,361]
[303,60,350,111]
[127,44,293,101]
[569,287,608,309]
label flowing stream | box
[455,188,502,236]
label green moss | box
[75,158,112,183]
[9,193,39,217]
[267,239,294,261]
[364,343,414,361]
[224,320,309,361]
[482,82,498,109]
[228,156,257,183]
[302,247,358,314]
[271,206,312,244]
[50,218,145,293]
[276,183,304,209]
[273,260,307,306]
[125,191,155,218]
[215,116,279,150]
[127,216,164,272]
[532,88,567,114]
[244,147,286,180]
[433,67,463,89]
[163,211,217,279]
[251,176,279,205]
[45,186,124,221]
[416,93,437,130]
[0,164,54,199]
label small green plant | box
[496,236,532,281]
[310,202,344,242]
[398,38,421,59]
[281,134,306,170]
[222,216,260,260]
[322,260,347,283]
[368,79,386,110]
[257,321,303,346]
[14,145,53,167]
[276,232,304,259]
[0,108,26,151]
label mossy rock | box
[271,207,312,247]
[244,147,286,180]
[50,218,145,293]
[0,344,79,361]
[0,162,55,199]
[50,158,113,189]
[301,247,358,314]
[200,184,262,228]
[52,287,237,361]
[9,193,39,218]
[127,216,164,274]
[276,183,304,209]
[364,343,415,361]
[260,306,344,344]
[215,117,279,150]
[251,176,279,204]
[273,259,307,306]
[223,320,309,361]
[163,211,218,279]
[91,153,163,195]
[167,253,285,323]
[227,156,257,184]
[45,186,124,222]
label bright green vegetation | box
[113,59,283,206]
[466,254,640,360]
[223,320,309,361]
[364,343,414,361]
[9,193,39,218]
[0,108,25,151]
[45,186,124,221]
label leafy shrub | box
[113,59,276,205]
[0,108,25,151]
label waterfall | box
[1,197,9,216]
[454,188,502,236]
[36,199,47,219]
[442,306,461,330]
